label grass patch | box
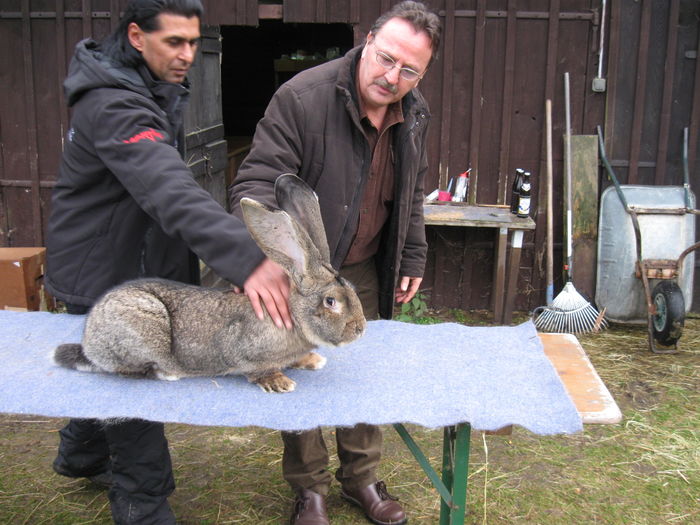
[0,312,698,523]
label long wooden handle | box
[564,72,573,278]
[546,99,554,305]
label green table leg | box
[448,423,471,525]
[393,423,471,525]
[440,426,455,524]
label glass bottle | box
[510,168,525,214]
[517,171,532,218]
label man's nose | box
[384,65,401,84]
[180,43,196,64]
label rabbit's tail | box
[54,344,101,373]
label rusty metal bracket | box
[635,260,678,280]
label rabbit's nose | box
[347,319,365,339]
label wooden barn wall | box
[604,0,700,311]
[1,1,699,312]
[418,0,607,311]
[398,0,607,312]
[202,0,258,26]
[282,0,360,23]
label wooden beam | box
[258,4,283,19]
[628,0,652,184]
[21,0,43,245]
[438,0,455,191]
[468,0,486,202]
[655,0,680,185]
[570,135,599,298]
[496,0,517,205]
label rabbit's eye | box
[324,297,336,308]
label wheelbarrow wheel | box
[652,281,685,346]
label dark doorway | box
[220,20,354,138]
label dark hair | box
[101,0,203,67]
[369,1,442,64]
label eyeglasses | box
[373,48,423,81]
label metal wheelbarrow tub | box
[597,126,700,353]
[596,184,696,325]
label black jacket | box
[46,39,263,306]
[230,46,430,319]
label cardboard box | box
[0,247,50,311]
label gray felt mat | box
[0,311,581,434]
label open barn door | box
[185,25,228,210]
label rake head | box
[534,282,608,334]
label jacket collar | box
[137,64,190,102]
[137,64,190,125]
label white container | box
[452,172,469,202]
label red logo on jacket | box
[123,128,164,144]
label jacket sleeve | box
[92,95,265,287]
[229,84,306,217]
[398,124,429,279]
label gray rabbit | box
[53,174,366,393]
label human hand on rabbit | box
[242,258,293,330]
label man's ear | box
[127,22,145,52]
[361,32,374,58]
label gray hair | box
[369,1,442,63]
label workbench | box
[424,203,536,323]
[398,331,622,524]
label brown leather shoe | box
[290,488,330,525]
[341,481,407,525]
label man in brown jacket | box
[229,2,441,524]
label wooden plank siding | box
[283,0,360,24]
[414,1,606,310]
[204,0,258,26]
[1,0,698,312]
[603,0,700,311]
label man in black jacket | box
[46,1,291,523]
[229,3,441,524]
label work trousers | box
[281,257,383,495]
[54,304,176,525]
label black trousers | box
[55,304,175,524]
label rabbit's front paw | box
[290,351,327,370]
[154,371,182,381]
[250,371,297,393]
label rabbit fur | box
[53,174,366,393]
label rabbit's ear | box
[274,174,331,263]
[241,198,323,287]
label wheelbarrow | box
[596,126,700,353]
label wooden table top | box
[539,333,622,425]
[424,203,536,229]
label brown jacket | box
[229,45,430,319]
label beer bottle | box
[510,168,525,214]
[517,171,532,218]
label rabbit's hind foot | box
[140,363,182,381]
[289,351,327,370]
[248,371,296,393]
